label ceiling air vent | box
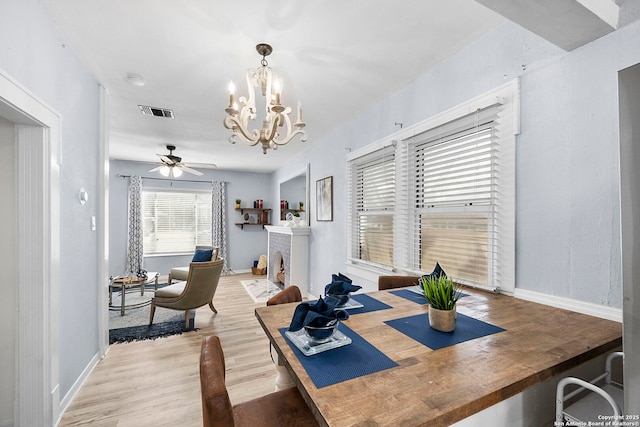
[138,105,174,118]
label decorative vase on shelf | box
[285,212,300,227]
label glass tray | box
[313,296,365,310]
[407,286,425,295]
[285,328,352,356]
[337,297,364,310]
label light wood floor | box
[59,273,277,427]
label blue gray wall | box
[275,14,640,308]
[109,160,273,275]
[3,0,640,418]
[0,0,101,403]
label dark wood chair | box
[377,275,420,290]
[200,335,319,427]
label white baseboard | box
[514,288,622,322]
[55,350,103,426]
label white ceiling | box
[39,0,619,173]
[40,0,511,172]
[41,0,618,174]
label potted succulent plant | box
[299,201,304,211]
[235,199,241,209]
[420,274,462,332]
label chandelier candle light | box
[224,43,307,154]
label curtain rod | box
[117,174,228,184]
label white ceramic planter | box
[428,305,456,332]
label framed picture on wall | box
[316,176,333,221]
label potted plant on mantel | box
[420,274,462,332]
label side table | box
[109,272,159,316]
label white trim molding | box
[1,68,61,427]
[514,288,622,322]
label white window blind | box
[142,190,212,254]
[347,81,518,292]
[405,107,498,287]
[347,145,396,269]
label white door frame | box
[0,69,61,426]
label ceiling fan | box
[149,145,205,177]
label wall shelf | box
[235,207,271,229]
[234,222,272,229]
[280,208,304,220]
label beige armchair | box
[168,246,219,285]
[150,259,224,328]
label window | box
[347,81,518,293]
[407,107,497,286]
[142,190,212,255]
[347,145,395,269]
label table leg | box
[121,284,125,316]
[142,274,159,295]
[271,345,295,391]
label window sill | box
[344,262,393,283]
[143,253,191,258]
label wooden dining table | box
[254,286,622,426]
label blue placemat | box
[389,288,429,304]
[389,288,469,305]
[347,294,393,314]
[279,323,398,388]
[385,312,505,350]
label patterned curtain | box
[212,181,229,275]
[126,175,144,274]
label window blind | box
[142,190,212,254]
[406,106,499,287]
[346,81,518,292]
[347,145,395,269]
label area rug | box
[240,278,282,303]
[109,283,197,344]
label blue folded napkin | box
[288,296,350,332]
[418,262,446,289]
[324,273,362,295]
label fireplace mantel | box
[265,226,310,296]
[264,225,311,236]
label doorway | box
[0,71,61,426]
[0,115,17,426]
[618,62,640,417]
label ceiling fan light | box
[172,167,183,177]
[159,165,170,177]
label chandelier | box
[224,43,307,154]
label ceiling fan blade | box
[185,162,217,169]
[158,154,175,164]
[148,165,164,172]
[178,164,204,176]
